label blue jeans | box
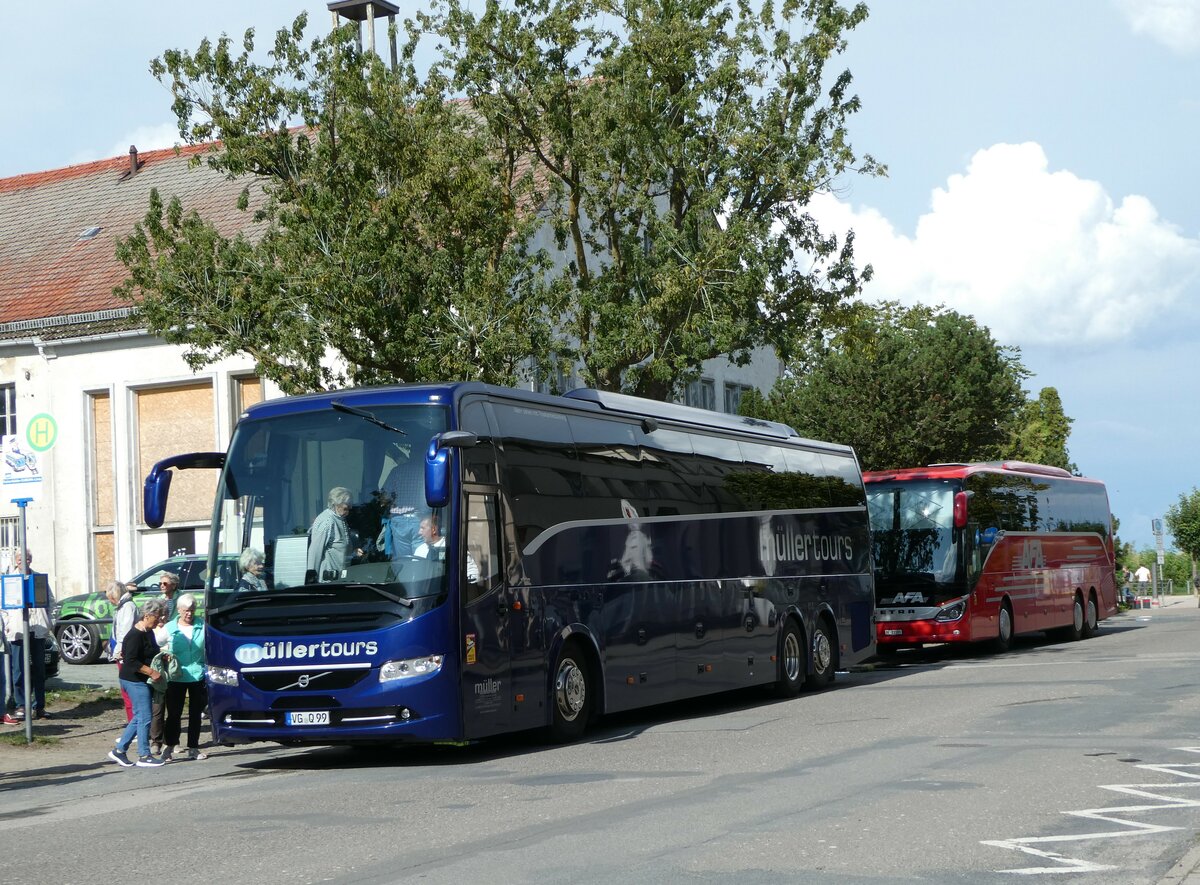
[10,636,46,713]
[117,679,154,758]
[388,513,422,560]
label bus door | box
[460,489,514,738]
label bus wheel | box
[805,619,836,690]
[774,620,805,697]
[1061,594,1085,642]
[549,642,592,742]
[1082,593,1099,638]
[992,602,1014,653]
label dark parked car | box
[45,634,60,678]
[52,554,238,665]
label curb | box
[1160,838,1200,884]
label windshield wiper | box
[343,583,415,607]
[214,591,336,616]
[331,400,406,435]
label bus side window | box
[464,493,502,603]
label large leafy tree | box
[743,302,1029,470]
[439,0,882,398]
[1009,387,1076,472]
[118,2,882,398]
[117,16,561,393]
[1165,487,1200,579]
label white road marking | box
[982,747,1200,874]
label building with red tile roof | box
[0,144,278,603]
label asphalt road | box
[7,601,1200,885]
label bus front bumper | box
[875,604,970,646]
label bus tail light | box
[953,491,969,528]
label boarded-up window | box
[90,393,114,526]
[235,376,263,416]
[136,383,216,523]
[93,531,114,592]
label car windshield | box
[209,403,450,612]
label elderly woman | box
[162,593,208,761]
[238,547,268,592]
[108,597,170,768]
[156,570,181,621]
[104,580,136,722]
[306,487,362,582]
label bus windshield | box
[867,479,962,596]
[209,403,450,613]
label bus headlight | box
[936,602,965,622]
[380,654,444,682]
[207,665,240,686]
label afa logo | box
[885,592,926,605]
[1018,539,1046,570]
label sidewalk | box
[1150,595,1200,883]
[1161,841,1200,885]
[0,686,132,775]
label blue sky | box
[1,1,1196,551]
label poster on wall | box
[2,434,42,493]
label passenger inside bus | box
[307,486,363,582]
[380,457,424,559]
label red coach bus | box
[864,462,1117,654]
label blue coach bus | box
[144,383,875,745]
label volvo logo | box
[279,671,332,692]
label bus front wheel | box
[805,620,836,690]
[549,642,593,743]
[774,620,805,697]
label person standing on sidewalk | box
[162,593,208,761]
[3,549,53,723]
[108,597,170,768]
[106,581,138,721]
[157,571,181,621]
[147,571,180,754]
[0,617,8,725]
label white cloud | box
[1114,0,1200,54]
[811,142,1200,347]
[107,123,183,159]
[62,123,184,168]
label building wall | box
[0,332,274,598]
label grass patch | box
[0,731,60,747]
[45,686,121,706]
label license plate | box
[884,629,903,636]
[285,710,330,726]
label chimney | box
[129,145,139,177]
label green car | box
[52,554,238,665]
